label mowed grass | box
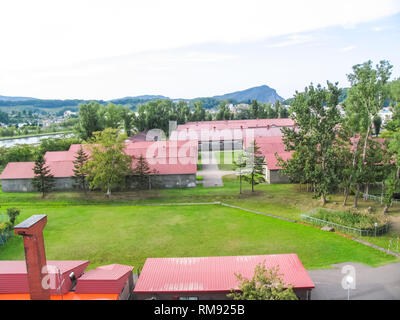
[0,204,396,270]
[214,151,243,171]
[1,175,400,260]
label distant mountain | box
[211,85,284,104]
[0,85,285,112]
[111,95,170,102]
[0,95,37,102]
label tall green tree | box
[233,153,247,194]
[242,141,266,193]
[72,146,89,192]
[32,155,55,198]
[216,100,232,120]
[84,128,132,196]
[192,100,207,122]
[103,103,125,129]
[373,115,382,137]
[121,106,135,136]
[75,102,104,140]
[227,264,298,300]
[345,60,393,207]
[279,82,341,205]
[382,132,400,213]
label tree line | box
[278,60,400,213]
[75,99,289,141]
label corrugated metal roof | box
[75,264,133,294]
[0,162,35,179]
[0,160,75,180]
[1,140,199,180]
[0,260,89,294]
[44,151,77,162]
[177,119,294,131]
[134,254,314,293]
[244,137,293,170]
[171,119,294,142]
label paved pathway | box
[309,262,400,300]
[199,151,234,187]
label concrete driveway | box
[308,262,400,300]
[199,151,234,187]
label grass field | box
[1,175,400,268]
[0,204,395,270]
[214,151,243,171]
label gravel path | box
[199,151,234,187]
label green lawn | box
[214,151,243,171]
[1,175,399,265]
[0,204,395,270]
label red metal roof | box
[132,158,197,175]
[0,162,35,179]
[134,254,314,293]
[0,261,89,294]
[178,119,294,131]
[44,151,77,162]
[171,119,294,142]
[125,140,198,159]
[1,140,199,180]
[75,264,133,294]
[0,160,75,179]
[244,137,293,170]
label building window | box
[179,296,199,300]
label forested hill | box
[210,85,284,104]
[0,84,285,112]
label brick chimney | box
[14,215,50,300]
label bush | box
[311,208,386,230]
[7,208,20,226]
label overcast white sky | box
[0,0,399,100]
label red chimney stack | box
[14,215,50,300]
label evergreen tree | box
[32,155,55,198]
[72,146,89,192]
[132,155,158,189]
[373,115,382,137]
[233,153,247,194]
[242,141,266,192]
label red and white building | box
[133,254,314,300]
[170,119,295,151]
[244,136,293,184]
[0,140,198,192]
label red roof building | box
[243,136,293,184]
[133,254,314,300]
[75,264,134,297]
[0,261,134,300]
[0,140,198,192]
[170,119,295,142]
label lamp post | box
[374,222,378,237]
[346,275,354,301]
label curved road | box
[309,262,400,300]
